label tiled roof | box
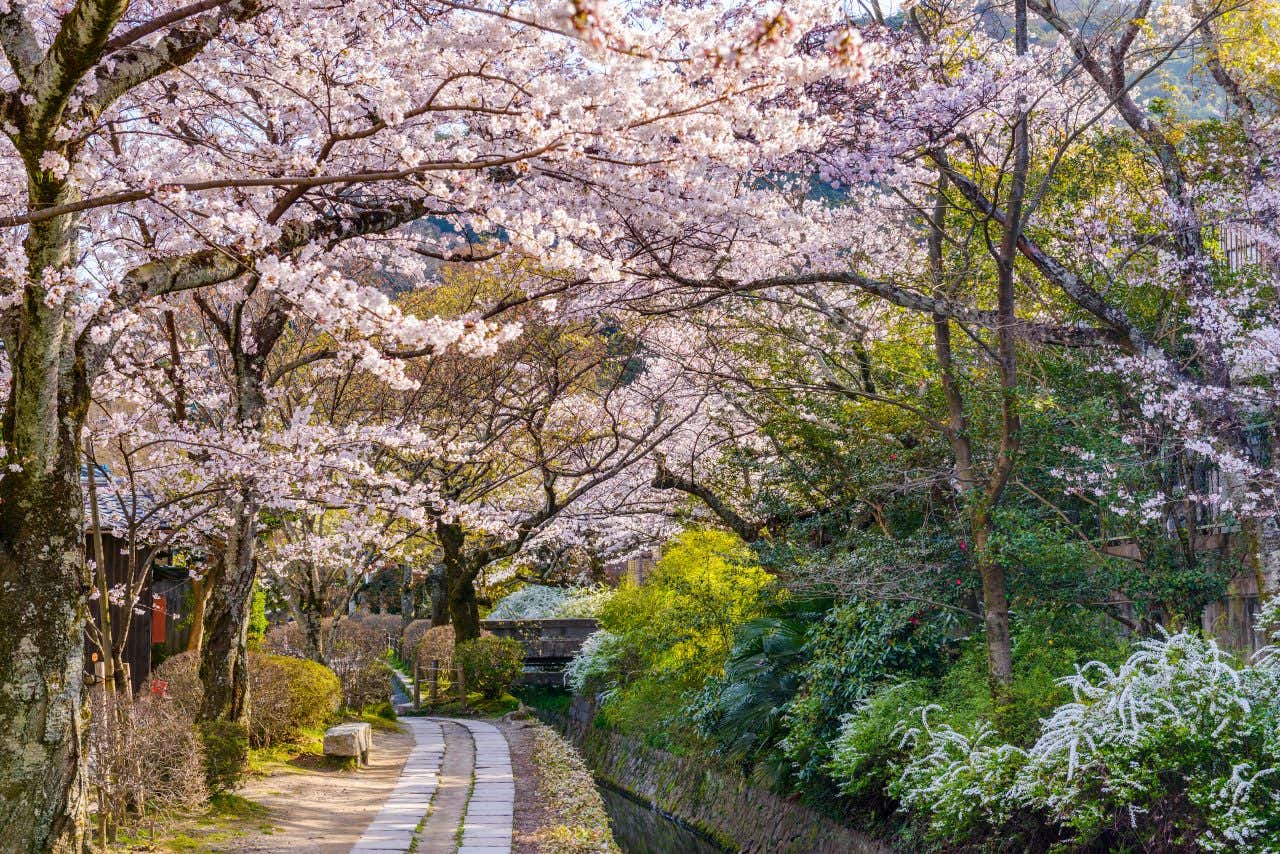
[81,466,166,534]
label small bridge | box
[482,618,597,686]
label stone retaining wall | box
[546,700,890,854]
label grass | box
[105,793,272,853]
[516,685,572,717]
[426,691,520,718]
[246,726,326,775]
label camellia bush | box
[874,630,1280,852]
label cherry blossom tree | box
[0,2,864,845]
[621,0,1279,696]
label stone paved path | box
[414,722,474,854]
[350,717,514,854]
[350,718,444,852]
[456,719,514,854]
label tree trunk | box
[197,493,258,724]
[187,575,210,653]
[429,565,449,626]
[447,572,482,643]
[0,157,96,846]
[401,564,414,632]
[297,602,326,665]
[0,411,92,853]
[972,517,1013,699]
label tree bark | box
[0,376,92,852]
[447,571,482,643]
[428,565,450,626]
[294,598,327,664]
[197,492,258,724]
[400,564,414,632]
[973,516,1014,691]
[186,575,210,653]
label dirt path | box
[228,726,414,853]
[500,719,548,854]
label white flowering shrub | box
[564,630,625,696]
[553,586,614,619]
[885,631,1280,851]
[889,707,1028,838]
[487,585,572,620]
[487,584,614,620]
[1255,595,1280,663]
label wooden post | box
[94,661,108,852]
[429,659,439,706]
[455,662,466,706]
[413,661,421,710]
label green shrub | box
[887,631,1280,851]
[150,650,341,748]
[583,530,773,744]
[686,598,830,778]
[782,599,954,787]
[247,585,267,650]
[199,719,248,794]
[247,652,340,747]
[456,635,524,699]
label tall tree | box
[0,3,859,845]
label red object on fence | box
[151,594,166,643]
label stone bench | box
[323,722,372,765]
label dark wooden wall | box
[84,532,151,694]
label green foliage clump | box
[883,632,1280,852]
[802,607,1131,834]
[198,719,248,794]
[585,530,773,742]
[247,652,341,748]
[247,584,267,650]
[685,598,827,778]
[456,635,525,699]
[782,599,954,788]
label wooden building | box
[82,469,191,693]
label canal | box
[598,781,731,854]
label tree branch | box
[651,455,762,542]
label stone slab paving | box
[413,721,475,854]
[455,719,514,854]
[349,718,444,853]
[349,716,515,854]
